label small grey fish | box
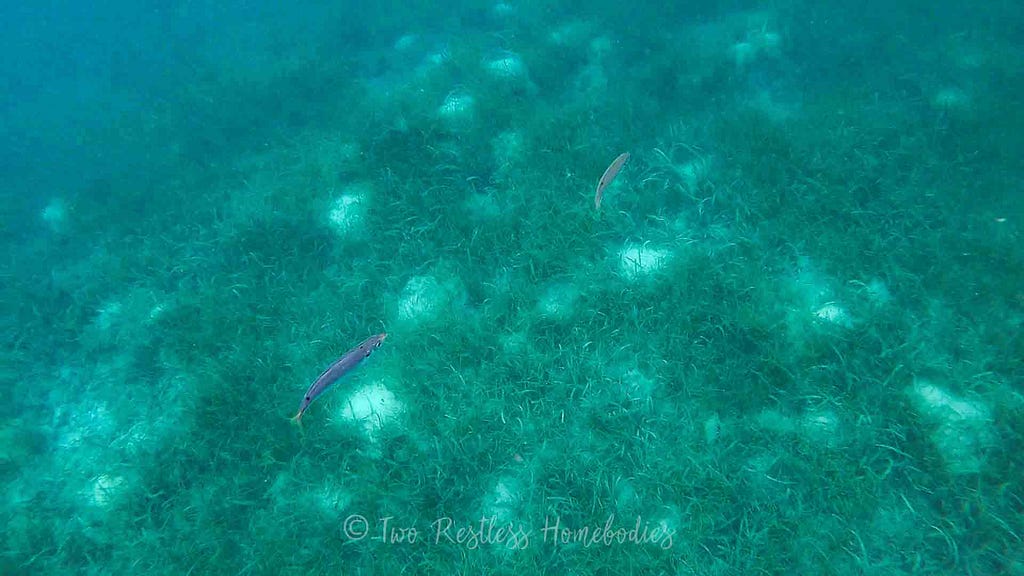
[595,152,630,210]
[292,333,387,423]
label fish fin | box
[290,412,304,428]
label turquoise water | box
[2,1,1022,574]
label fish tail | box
[290,412,303,427]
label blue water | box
[2,1,1022,574]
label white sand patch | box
[909,377,995,474]
[566,34,614,94]
[328,196,364,233]
[57,400,115,450]
[675,159,710,195]
[438,92,476,127]
[864,278,891,306]
[328,182,372,237]
[548,20,595,48]
[115,422,156,457]
[589,35,613,60]
[464,192,501,221]
[813,302,853,328]
[620,367,656,401]
[481,476,520,522]
[729,16,783,69]
[731,41,758,69]
[614,478,637,511]
[42,198,68,232]
[398,275,444,322]
[641,507,681,549]
[742,89,798,123]
[485,52,528,81]
[492,130,525,171]
[655,506,679,532]
[393,33,418,52]
[83,288,172,348]
[576,63,608,94]
[780,257,858,330]
[746,452,778,473]
[266,471,300,512]
[499,330,531,356]
[789,256,832,304]
[267,472,351,518]
[396,274,466,324]
[337,380,404,440]
[490,2,515,19]
[731,31,782,69]
[335,141,362,164]
[94,300,124,334]
[703,413,722,445]
[601,358,658,403]
[932,87,971,113]
[913,379,988,420]
[617,243,671,281]
[416,50,450,76]
[148,302,168,323]
[85,474,126,508]
[652,147,714,199]
[491,2,516,19]
[800,409,841,448]
[313,481,352,518]
[537,283,579,321]
[743,452,785,489]
[492,130,524,159]
[755,407,843,448]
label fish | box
[594,152,630,210]
[292,333,387,423]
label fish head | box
[360,333,387,357]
